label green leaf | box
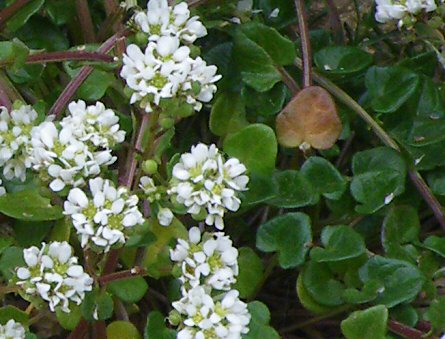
[365,66,420,113]
[350,147,406,214]
[13,220,52,247]
[107,276,148,303]
[382,205,420,252]
[391,304,418,327]
[107,321,141,339]
[256,0,296,29]
[240,22,296,66]
[300,156,347,200]
[0,40,29,70]
[81,290,114,321]
[0,306,28,326]
[77,69,115,101]
[424,297,445,331]
[406,118,445,146]
[242,301,280,339]
[256,212,312,269]
[16,17,69,51]
[416,78,445,118]
[342,280,382,305]
[302,260,346,306]
[311,225,366,263]
[359,256,425,308]
[0,246,24,279]
[209,92,248,136]
[242,82,288,116]
[0,189,63,221]
[233,31,281,92]
[233,248,264,299]
[267,170,315,208]
[224,124,277,176]
[241,174,276,207]
[6,0,45,33]
[144,311,176,339]
[296,274,338,314]
[423,236,445,258]
[314,46,373,76]
[56,305,81,330]
[341,305,388,339]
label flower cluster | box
[0,104,38,182]
[29,100,125,192]
[172,286,250,339]
[0,320,26,339]
[375,0,442,27]
[171,227,239,291]
[121,0,221,113]
[64,177,144,252]
[15,242,93,313]
[170,227,250,338]
[168,143,248,230]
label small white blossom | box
[0,104,38,181]
[375,0,439,26]
[171,227,239,291]
[0,178,6,196]
[158,207,174,226]
[133,0,207,44]
[0,319,26,339]
[140,176,163,202]
[61,100,126,149]
[168,144,248,230]
[30,121,116,192]
[64,178,145,252]
[15,242,93,313]
[173,286,250,339]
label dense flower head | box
[172,286,250,339]
[375,0,440,26]
[61,100,126,149]
[0,319,26,339]
[0,104,38,182]
[168,143,248,230]
[171,227,239,291]
[64,177,145,252]
[120,38,220,113]
[29,120,116,192]
[15,241,93,313]
[133,0,207,44]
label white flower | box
[0,178,6,196]
[15,242,93,313]
[168,143,248,230]
[0,319,26,339]
[30,121,116,192]
[61,100,126,149]
[133,0,207,43]
[375,0,439,26]
[0,104,38,182]
[158,207,174,226]
[64,178,144,252]
[173,286,250,339]
[171,227,239,291]
[120,38,221,113]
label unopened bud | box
[142,160,158,175]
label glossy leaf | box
[107,276,148,303]
[256,212,312,269]
[315,46,373,75]
[341,305,388,339]
[209,92,247,136]
[233,248,264,299]
[144,311,176,339]
[242,301,280,339]
[107,321,141,339]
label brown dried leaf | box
[276,86,342,150]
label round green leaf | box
[0,189,63,221]
[209,92,247,137]
[422,236,445,258]
[311,225,366,263]
[382,205,420,251]
[365,66,420,114]
[302,261,346,307]
[359,256,425,308]
[107,321,141,339]
[107,276,148,303]
[296,274,338,314]
[0,306,28,326]
[314,46,372,75]
[267,170,316,208]
[0,246,25,279]
[81,290,114,321]
[256,212,312,269]
[224,124,277,177]
[56,305,81,330]
[341,305,388,339]
[233,248,264,299]
[424,297,445,331]
[300,156,347,200]
[242,83,287,116]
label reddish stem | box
[92,321,107,339]
[295,0,312,88]
[0,80,11,109]
[0,51,113,66]
[388,320,437,339]
[0,0,31,29]
[67,319,89,339]
[48,28,130,118]
[98,266,146,286]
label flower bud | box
[142,160,158,175]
